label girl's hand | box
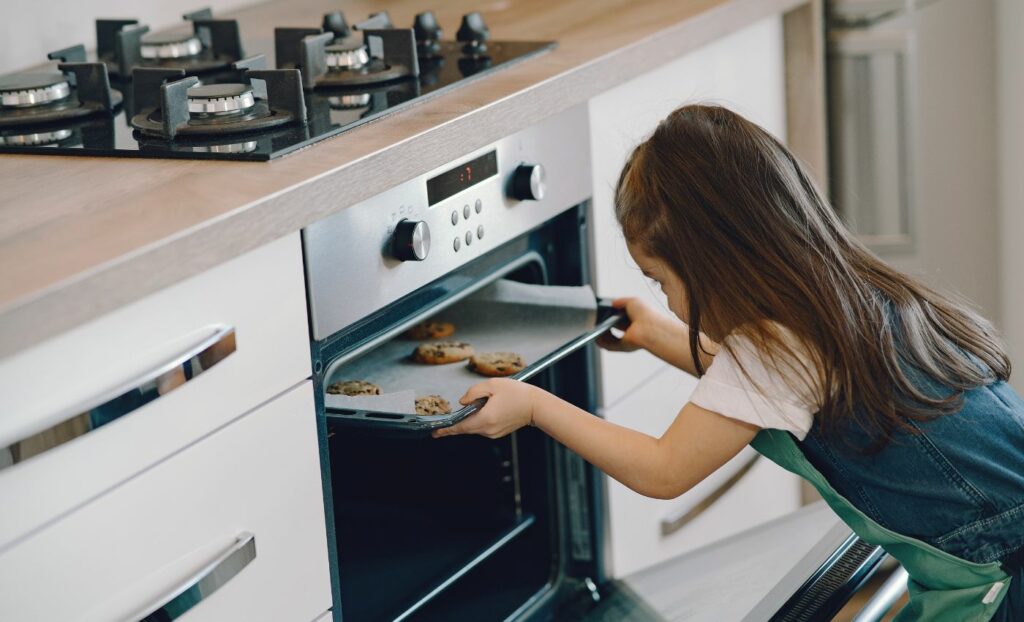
[431,379,539,439]
[597,297,673,353]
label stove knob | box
[457,12,490,54]
[510,164,546,201]
[392,219,430,261]
[413,11,442,43]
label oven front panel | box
[302,103,592,341]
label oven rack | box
[389,513,537,621]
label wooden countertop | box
[0,0,809,357]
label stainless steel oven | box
[301,103,887,621]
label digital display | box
[426,150,498,206]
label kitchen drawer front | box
[0,381,331,622]
[602,365,800,578]
[0,233,311,550]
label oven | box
[302,104,617,621]
[301,102,888,622]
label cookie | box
[412,341,474,364]
[326,380,381,396]
[469,352,526,377]
[415,394,452,416]
[406,320,455,340]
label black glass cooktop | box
[0,40,554,162]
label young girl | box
[432,105,1023,620]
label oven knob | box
[510,163,546,201]
[392,219,430,261]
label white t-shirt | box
[688,326,821,440]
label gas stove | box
[0,8,554,161]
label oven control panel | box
[303,103,591,341]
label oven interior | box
[312,206,605,621]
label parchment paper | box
[324,280,598,417]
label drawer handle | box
[129,531,257,622]
[2,325,236,471]
[659,454,760,536]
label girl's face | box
[627,243,689,323]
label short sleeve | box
[689,327,819,440]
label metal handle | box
[660,454,760,536]
[128,531,257,622]
[3,325,236,471]
[852,565,909,622]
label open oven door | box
[570,501,888,621]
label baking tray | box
[324,279,623,435]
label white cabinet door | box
[603,365,800,578]
[588,15,788,408]
[0,233,311,551]
[588,15,801,578]
[0,381,332,622]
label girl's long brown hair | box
[615,104,1009,448]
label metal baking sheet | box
[324,279,599,420]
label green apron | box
[751,430,1012,621]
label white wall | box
[997,0,1024,389]
[0,0,257,74]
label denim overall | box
[751,379,1024,621]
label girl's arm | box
[597,297,719,376]
[433,379,758,499]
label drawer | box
[0,233,311,551]
[602,365,800,578]
[0,381,331,622]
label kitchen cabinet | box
[0,381,332,622]
[0,233,310,551]
[587,14,802,578]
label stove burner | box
[325,43,371,71]
[139,30,203,60]
[0,48,121,129]
[276,24,419,90]
[129,62,306,139]
[187,83,256,115]
[0,73,72,108]
[96,8,244,78]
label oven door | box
[314,206,613,622]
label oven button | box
[477,224,484,239]
[465,230,473,246]
[392,219,430,261]
[475,198,483,214]
[451,210,459,225]
[453,236,461,252]
[510,163,546,201]
[463,204,471,220]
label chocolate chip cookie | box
[406,320,455,340]
[326,379,382,396]
[415,394,452,416]
[412,341,474,364]
[469,352,526,377]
